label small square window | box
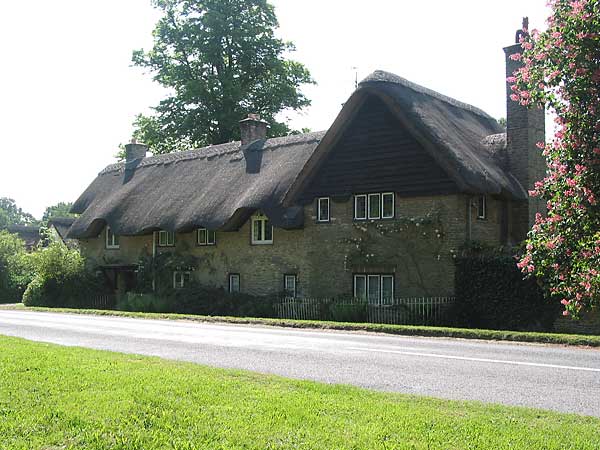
[477,195,487,220]
[382,193,395,219]
[284,274,297,298]
[158,230,175,247]
[354,195,367,220]
[229,273,240,293]
[173,271,191,289]
[105,226,120,249]
[317,197,330,222]
[197,228,216,246]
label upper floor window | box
[284,274,297,298]
[173,271,190,289]
[197,228,216,246]
[229,273,240,293]
[317,197,330,222]
[477,195,487,220]
[354,192,395,220]
[251,213,273,245]
[353,274,394,304]
[105,226,120,249]
[158,230,175,247]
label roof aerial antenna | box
[351,66,358,89]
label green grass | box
[1,336,599,449]
[3,302,600,347]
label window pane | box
[198,228,207,245]
[284,275,296,297]
[367,275,380,303]
[183,272,191,285]
[354,275,366,300]
[207,230,216,245]
[368,194,381,219]
[113,233,119,246]
[264,220,273,241]
[382,276,394,303]
[253,220,262,242]
[354,195,366,219]
[318,198,329,221]
[230,275,240,293]
[168,232,175,246]
[382,193,394,218]
[158,231,165,246]
[478,196,486,218]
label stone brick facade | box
[80,193,505,298]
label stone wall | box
[79,193,505,298]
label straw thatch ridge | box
[69,132,325,238]
[285,70,527,204]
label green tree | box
[0,230,30,303]
[510,1,600,316]
[41,202,74,224]
[0,198,36,229]
[132,0,314,154]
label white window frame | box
[477,195,487,220]
[105,226,119,249]
[158,230,175,247]
[382,192,395,219]
[353,274,395,304]
[229,273,240,293]
[317,197,330,223]
[284,274,297,298]
[367,194,381,220]
[173,271,191,289]
[251,213,273,245]
[354,194,367,220]
[197,228,216,246]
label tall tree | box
[0,198,36,229]
[510,0,600,316]
[41,202,75,224]
[132,0,314,154]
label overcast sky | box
[0,0,551,218]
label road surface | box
[1,309,599,416]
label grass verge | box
[2,303,600,347]
[1,335,599,449]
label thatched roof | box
[69,132,324,238]
[7,225,41,249]
[286,71,526,203]
[69,70,526,239]
[48,217,77,246]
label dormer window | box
[158,230,175,247]
[251,213,273,245]
[477,195,487,220]
[197,228,216,246]
[105,226,120,249]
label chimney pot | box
[239,114,268,146]
[125,141,148,163]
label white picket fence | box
[275,297,455,325]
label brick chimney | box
[124,139,148,163]
[239,114,268,146]
[503,19,546,240]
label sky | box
[0,0,551,219]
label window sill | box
[251,241,273,245]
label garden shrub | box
[0,230,30,303]
[455,252,560,331]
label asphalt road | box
[1,310,599,417]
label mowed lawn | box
[1,337,599,450]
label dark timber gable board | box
[299,96,458,203]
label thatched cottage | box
[67,38,544,301]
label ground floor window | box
[353,274,394,303]
[173,271,191,289]
[229,273,240,293]
[283,274,297,298]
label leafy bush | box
[455,253,560,331]
[22,243,107,308]
[0,230,31,303]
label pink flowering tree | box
[509,0,600,317]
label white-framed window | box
[353,274,394,304]
[317,197,330,222]
[158,230,175,247]
[229,273,240,293]
[382,192,395,219]
[105,226,120,249]
[251,213,273,244]
[173,271,191,289]
[197,228,216,246]
[354,192,395,220]
[284,274,297,298]
[477,195,487,220]
[354,194,367,220]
